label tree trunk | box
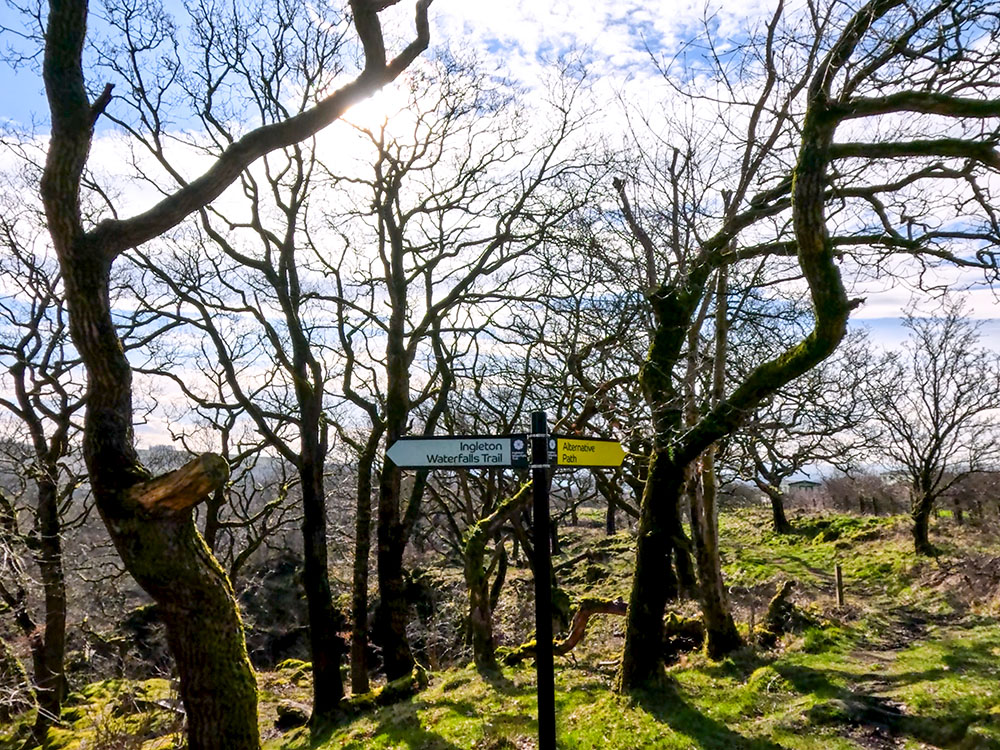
[489,540,508,612]
[911,490,936,555]
[350,433,382,695]
[202,486,225,553]
[465,527,500,673]
[463,484,531,673]
[682,263,740,658]
[617,450,681,690]
[39,0,432,744]
[619,284,690,692]
[42,3,260,738]
[672,509,698,597]
[299,459,344,722]
[50,247,260,750]
[373,202,416,681]
[693,450,742,658]
[593,468,620,536]
[374,457,414,681]
[763,485,793,534]
[29,475,68,744]
[132,516,259,749]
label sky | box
[0,0,997,388]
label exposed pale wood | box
[127,454,230,513]
[554,599,627,656]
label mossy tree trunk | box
[44,172,260,750]
[617,280,700,690]
[462,483,532,672]
[617,450,684,689]
[614,0,876,690]
[465,526,500,674]
[38,0,431,744]
[350,429,383,695]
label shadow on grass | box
[310,697,475,750]
[475,665,522,696]
[696,648,771,682]
[367,705,470,750]
[731,550,834,589]
[773,662,984,747]
[631,679,786,750]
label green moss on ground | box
[261,509,1000,749]
[10,677,186,750]
[5,508,998,750]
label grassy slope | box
[4,508,1000,749]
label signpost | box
[386,413,624,750]
[530,413,556,750]
[554,436,626,467]
[385,435,528,469]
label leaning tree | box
[611,0,1000,691]
[31,0,432,745]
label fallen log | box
[339,664,428,717]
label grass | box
[0,677,186,750]
[4,508,1000,749]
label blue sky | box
[2,0,997,352]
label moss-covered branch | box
[829,139,1000,168]
[463,481,533,672]
[837,92,1000,120]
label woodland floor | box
[4,506,1000,749]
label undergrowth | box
[4,508,999,749]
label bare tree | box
[138,382,302,585]
[733,328,877,533]
[29,0,432,743]
[612,0,1000,690]
[869,299,1000,554]
[322,58,593,682]
[0,191,87,742]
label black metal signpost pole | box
[387,418,624,750]
[530,410,556,750]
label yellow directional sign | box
[554,437,625,467]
